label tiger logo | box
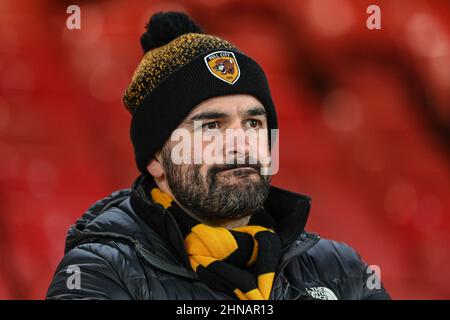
[214,58,235,75]
[204,51,240,84]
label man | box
[47,11,390,300]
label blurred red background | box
[0,0,449,299]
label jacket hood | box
[64,189,132,253]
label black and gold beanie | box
[124,12,278,175]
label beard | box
[161,146,271,222]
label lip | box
[220,167,258,175]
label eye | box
[246,119,261,128]
[202,121,220,130]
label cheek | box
[248,132,270,162]
[257,139,270,154]
[199,165,209,177]
[181,164,208,180]
[191,134,218,163]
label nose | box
[223,121,251,163]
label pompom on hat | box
[124,11,278,175]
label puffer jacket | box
[46,175,390,300]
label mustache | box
[207,157,262,176]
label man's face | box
[158,94,272,222]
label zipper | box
[135,241,198,280]
[269,233,321,299]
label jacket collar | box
[130,174,312,255]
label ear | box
[146,157,164,179]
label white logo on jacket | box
[306,287,338,300]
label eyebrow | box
[244,106,266,117]
[184,105,266,125]
[185,111,229,124]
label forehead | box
[187,94,264,116]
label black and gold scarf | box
[150,187,282,300]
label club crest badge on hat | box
[204,51,240,84]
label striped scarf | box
[150,187,282,300]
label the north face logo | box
[306,287,339,300]
[204,51,240,84]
